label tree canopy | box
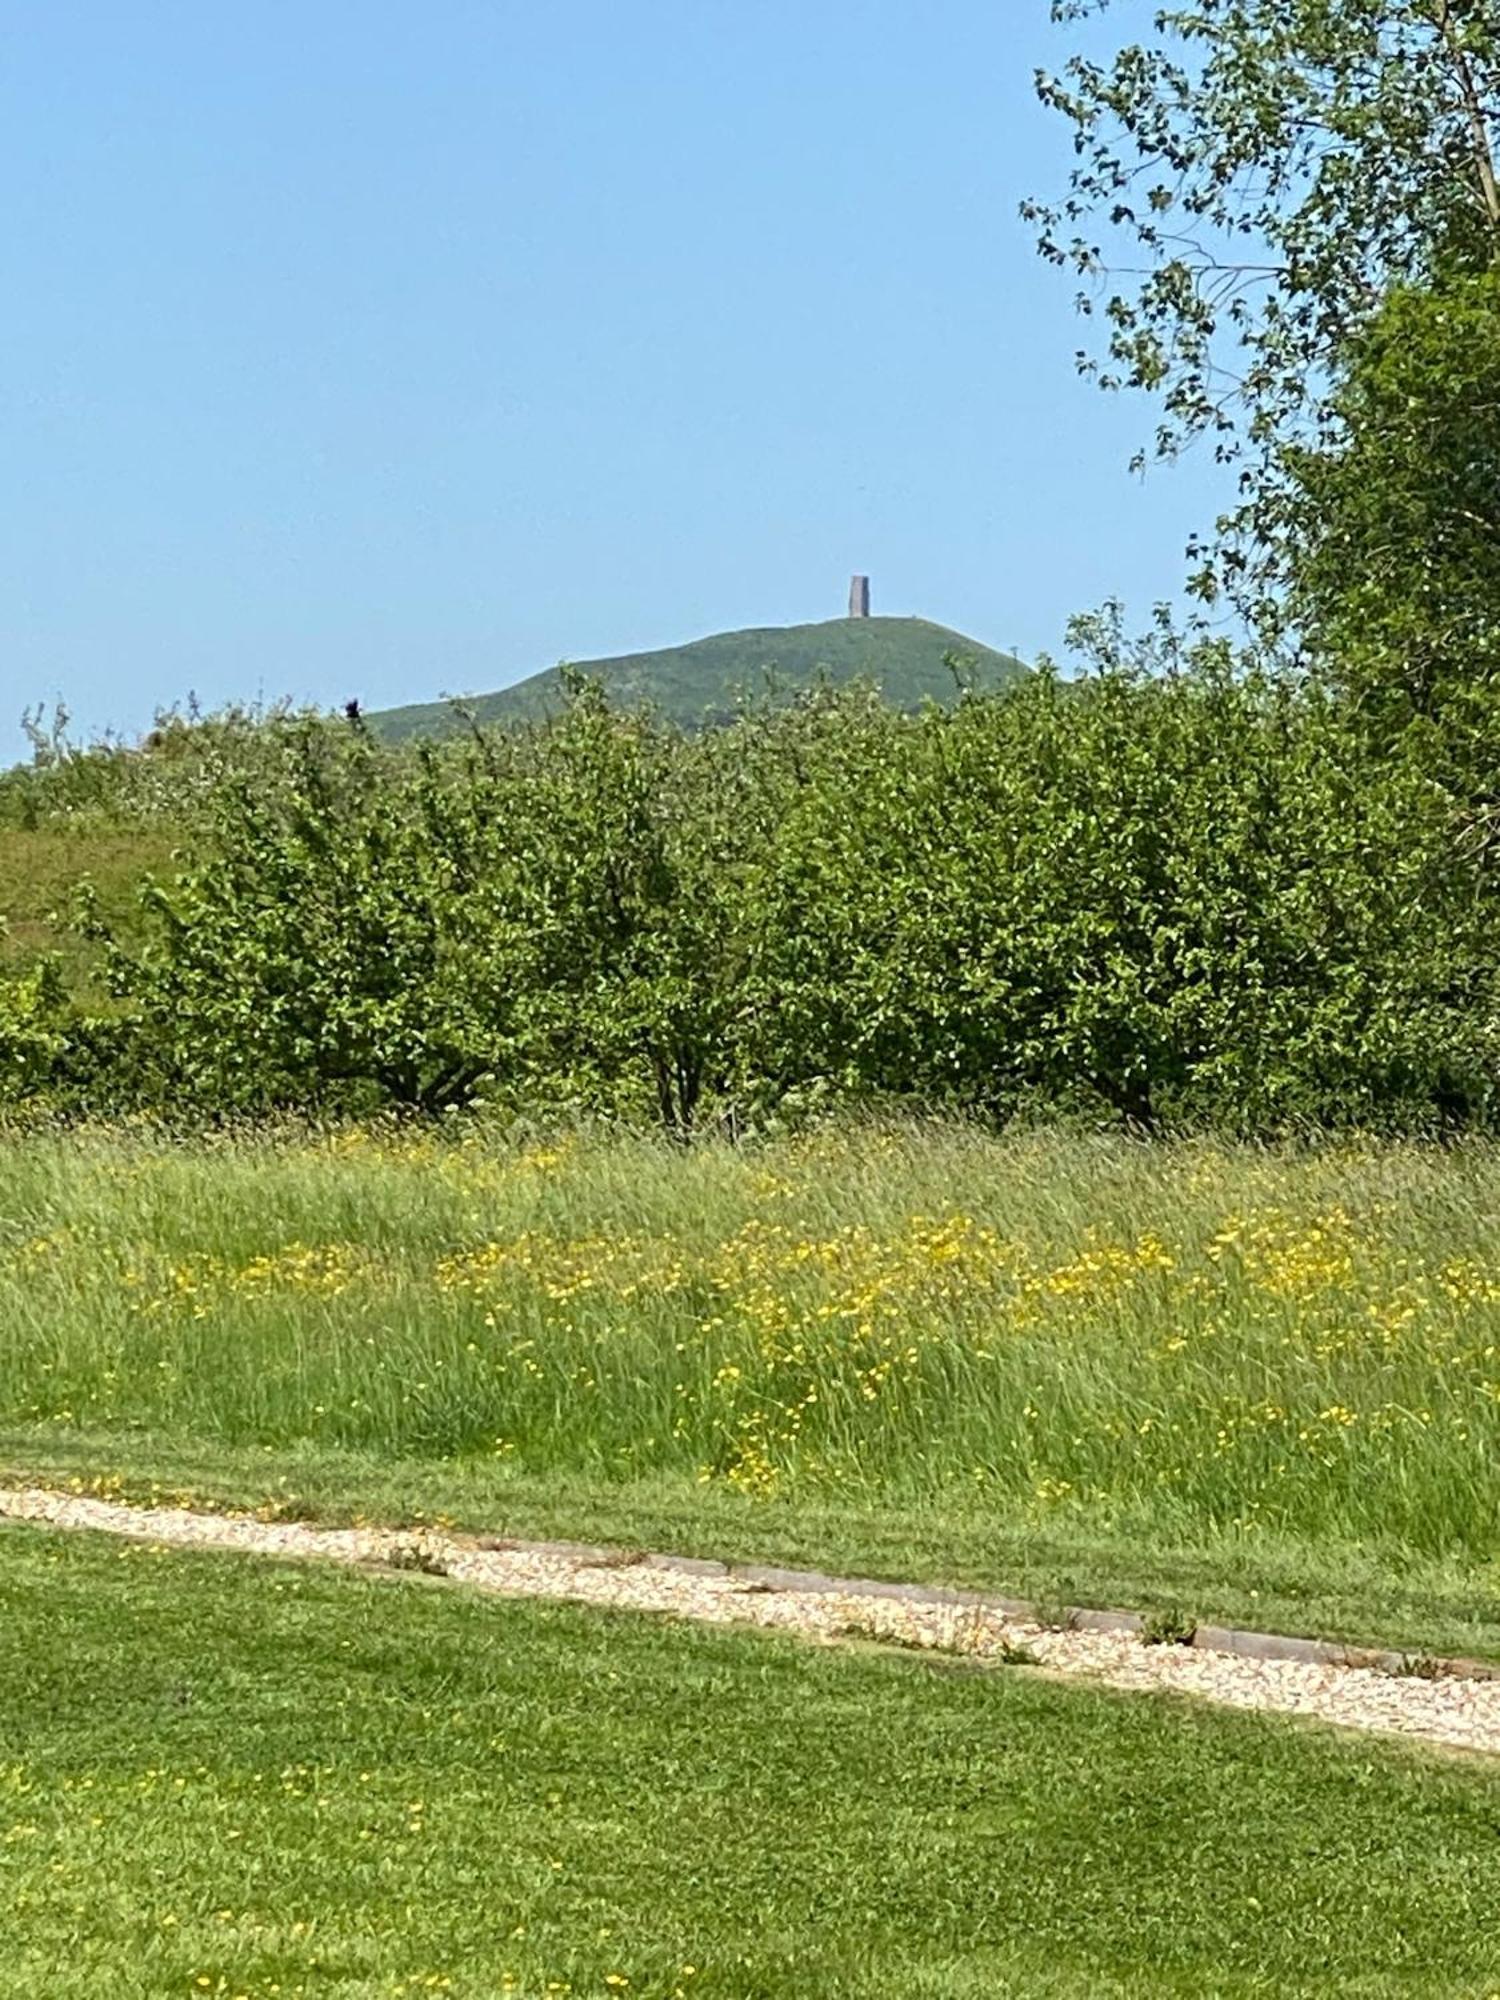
[1027,1,1500,616]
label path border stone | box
[478,1534,1500,1680]
[4,1481,1499,1755]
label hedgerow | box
[7,635,1496,1135]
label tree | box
[101,717,508,1114]
[0,945,68,1105]
[1026,0,1500,617]
[88,683,786,1132]
[1278,268,1500,757]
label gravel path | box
[5,1483,1499,1757]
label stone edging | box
[617,1547,1500,1681]
[5,1482,1500,1755]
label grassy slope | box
[0,823,172,976]
[9,1124,1500,1658]
[6,1522,1500,1999]
[367,616,1027,739]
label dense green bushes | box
[741,660,1493,1132]
[6,643,1497,1134]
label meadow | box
[6,1120,1500,1655]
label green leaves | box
[0,951,68,1103]
[1278,269,1500,778]
[1028,1,1500,614]
[9,662,1500,1136]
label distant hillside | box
[368,616,1026,739]
[0,615,1021,975]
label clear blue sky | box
[0,0,1227,761]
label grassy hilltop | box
[367,614,1026,739]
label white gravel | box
[4,1483,1498,1758]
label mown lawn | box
[7,1121,1500,1656]
[5,1521,1500,1999]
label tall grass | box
[4,1119,1500,1561]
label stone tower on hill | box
[848,573,871,618]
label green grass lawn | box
[8,1121,1500,1657]
[6,1521,1500,2000]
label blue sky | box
[0,1,1228,761]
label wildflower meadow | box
[7,1121,1500,1633]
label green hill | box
[368,615,1026,740]
[0,615,1023,979]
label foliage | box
[0,701,343,992]
[0,698,310,832]
[5,656,1495,1134]
[1277,269,1500,791]
[84,715,510,1117]
[1140,1604,1198,1647]
[1026,0,1500,613]
[81,688,781,1126]
[743,642,1496,1132]
[0,949,68,1102]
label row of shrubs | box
[3,649,1497,1134]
